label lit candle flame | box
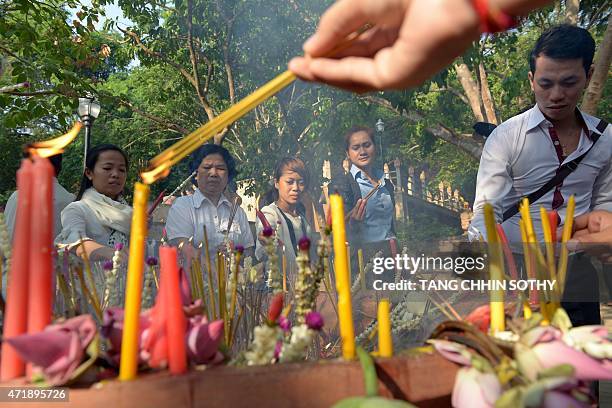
[26,122,83,158]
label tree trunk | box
[478,62,499,125]
[455,62,485,122]
[581,13,612,116]
[565,0,580,25]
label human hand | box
[289,0,480,91]
[349,198,367,222]
[569,210,612,263]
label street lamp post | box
[375,118,384,165]
[78,97,101,168]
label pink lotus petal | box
[429,339,472,366]
[179,267,192,306]
[5,315,96,385]
[101,307,151,365]
[534,341,612,380]
[186,317,224,365]
[523,326,561,347]
[451,367,499,408]
[543,391,590,408]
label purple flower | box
[235,244,245,254]
[146,256,158,267]
[114,243,124,251]
[262,226,274,237]
[102,260,114,271]
[5,315,97,386]
[278,316,291,332]
[298,236,311,251]
[305,311,324,331]
[274,341,283,360]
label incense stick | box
[345,181,382,221]
[225,195,241,238]
[557,195,575,291]
[141,26,373,184]
[203,225,216,319]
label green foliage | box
[0,0,609,234]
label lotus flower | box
[101,307,151,365]
[186,316,224,365]
[496,376,592,408]
[452,367,501,408]
[178,267,191,306]
[517,325,612,381]
[5,315,97,386]
[429,340,501,408]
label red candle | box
[1,160,33,380]
[27,155,54,334]
[389,238,398,258]
[548,210,558,244]
[159,246,187,374]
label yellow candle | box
[119,182,150,381]
[483,203,505,332]
[357,248,365,291]
[330,194,355,360]
[557,195,575,290]
[377,299,393,357]
[523,300,532,319]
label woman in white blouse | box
[55,144,131,261]
[255,157,313,285]
[165,144,255,261]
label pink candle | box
[27,155,54,334]
[1,160,33,380]
[159,246,187,374]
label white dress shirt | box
[4,178,75,242]
[165,189,254,257]
[470,105,612,244]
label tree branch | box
[186,0,215,120]
[362,95,483,160]
[118,27,198,88]
[429,86,470,106]
[222,19,236,105]
[117,98,190,135]
[2,90,57,96]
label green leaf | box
[537,364,574,380]
[495,387,524,408]
[356,347,378,398]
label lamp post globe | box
[78,97,101,168]
[375,118,384,164]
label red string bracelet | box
[472,0,517,33]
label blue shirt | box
[349,165,395,243]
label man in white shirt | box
[470,25,611,325]
[4,154,75,242]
